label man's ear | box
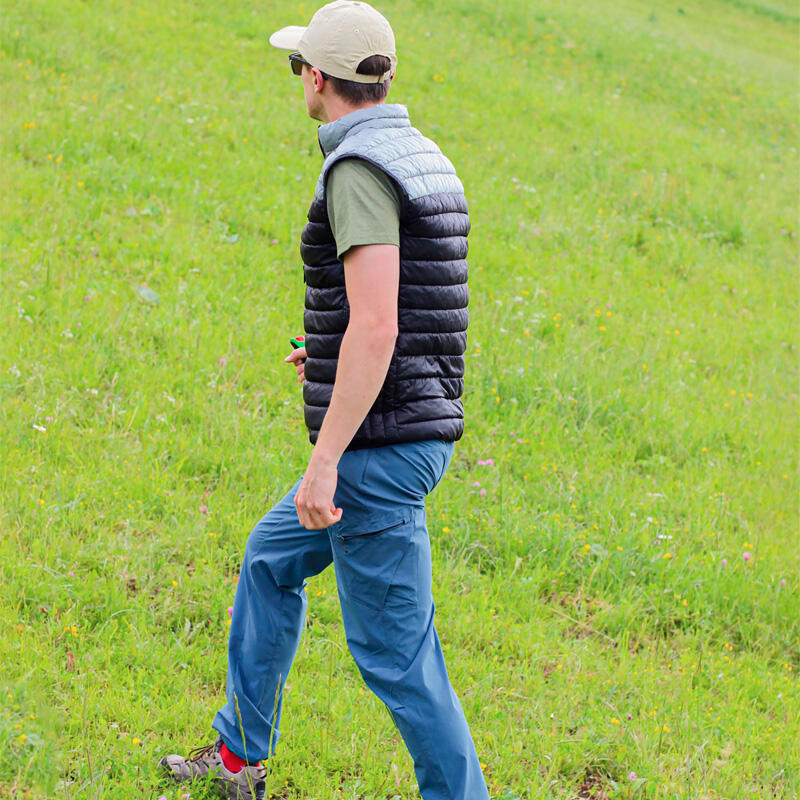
[311,66,326,93]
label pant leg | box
[212,478,333,761]
[330,442,490,800]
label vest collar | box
[317,103,410,156]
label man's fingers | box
[301,512,324,530]
[293,498,306,529]
[284,347,307,364]
[309,504,332,528]
[314,506,342,527]
[296,502,340,530]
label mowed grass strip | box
[1,0,797,797]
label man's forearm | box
[310,321,397,467]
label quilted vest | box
[300,103,469,450]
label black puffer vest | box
[300,104,469,450]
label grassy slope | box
[0,0,798,797]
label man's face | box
[301,65,325,122]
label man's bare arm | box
[314,243,399,463]
[293,243,399,529]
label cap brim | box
[268,26,306,51]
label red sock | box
[219,741,260,772]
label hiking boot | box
[160,737,266,800]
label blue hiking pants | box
[212,440,490,800]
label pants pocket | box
[331,508,417,612]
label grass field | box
[1,0,798,797]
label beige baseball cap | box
[269,0,397,83]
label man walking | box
[161,2,489,798]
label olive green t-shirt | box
[326,159,401,259]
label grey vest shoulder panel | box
[316,121,465,203]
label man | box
[161,2,489,798]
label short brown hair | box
[328,55,392,105]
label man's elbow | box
[380,322,399,343]
[372,323,399,352]
[349,316,398,344]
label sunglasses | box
[289,52,329,79]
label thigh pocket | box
[331,508,418,612]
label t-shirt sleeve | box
[326,159,401,260]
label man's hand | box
[284,346,307,384]
[293,457,343,529]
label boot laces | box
[186,742,216,763]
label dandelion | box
[132,737,142,745]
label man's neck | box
[319,98,386,124]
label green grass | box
[1,0,798,797]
